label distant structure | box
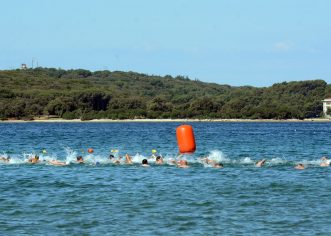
[21,64,27,70]
[322,98,331,117]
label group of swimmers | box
[254,156,330,169]
[46,154,195,168]
[0,153,191,168]
[0,153,330,169]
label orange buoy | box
[176,125,196,154]
[87,148,94,154]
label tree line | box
[0,68,330,120]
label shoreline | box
[1,118,331,123]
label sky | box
[1,0,330,87]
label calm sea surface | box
[0,122,330,235]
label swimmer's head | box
[156,156,164,164]
[142,159,148,165]
[213,163,223,168]
[295,163,305,169]
[35,155,39,160]
[77,156,83,161]
[109,154,115,159]
[179,160,188,165]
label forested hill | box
[0,68,330,120]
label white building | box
[322,98,331,117]
[21,64,27,70]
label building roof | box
[322,98,331,101]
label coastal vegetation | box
[0,68,330,120]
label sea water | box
[0,122,330,235]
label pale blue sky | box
[1,0,330,86]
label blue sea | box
[0,122,330,235]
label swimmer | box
[320,156,330,167]
[76,156,84,164]
[255,159,266,167]
[213,163,224,168]
[109,154,120,164]
[49,160,68,166]
[295,163,305,170]
[28,155,39,164]
[0,156,10,163]
[200,157,213,164]
[125,154,133,164]
[177,160,189,168]
[142,159,149,167]
[156,156,164,165]
[168,159,178,165]
[201,157,221,166]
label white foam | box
[238,157,254,164]
[206,150,230,163]
[299,159,327,166]
[268,157,287,165]
[63,147,78,164]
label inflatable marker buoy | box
[176,125,196,154]
[87,148,94,154]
